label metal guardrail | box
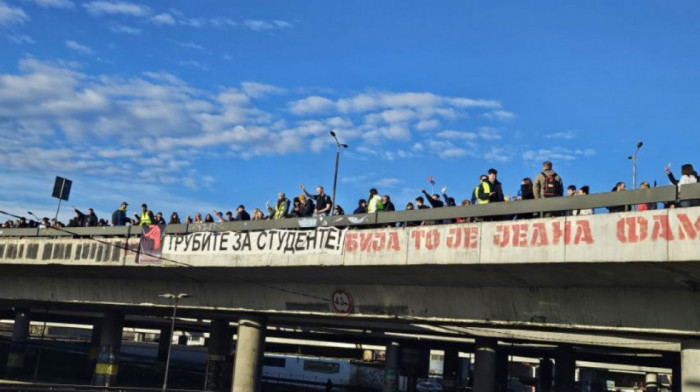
[0,184,695,239]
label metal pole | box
[633,155,637,190]
[53,198,62,223]
[331,145,340,217]
[162,297,178,392]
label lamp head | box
[330,130,336,138]
[341,144,348,149]
[637,141,643,148]
[627,156,633,160]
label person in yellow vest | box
[134,203,154,226]
[266,192,290,220]
[367,188,384,213]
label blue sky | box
[1,0,699,222]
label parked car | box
[417,381,443,392]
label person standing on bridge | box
[111,201,129,226]
[301,184,332,216]
[266,192,290,219]
[235,205,251,221]
[666,163,699,207]
[477,168,504,204]
[367,188,384,213]
[134,203,154,225]
[533,161,564,199]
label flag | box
[428,176,435,186]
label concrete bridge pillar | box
[671,357,681,392]
[156,326,171,364]
[644,372,658,392]
[87,320,102,375]
[91,311,124,387]
[681,339,700,392]
[383,342,400,392]
[553,346,575,392]
[6,309,30,379]
[496,352,508,392]
[206,319,233,392]
[538,358,553,392]
[232,316,266,392]
[442,348,459,392]
[473,337,497,392]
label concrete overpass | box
[0,184,699,391]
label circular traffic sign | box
[331,289,353,314]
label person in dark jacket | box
[353,199,367,214]
[299,195,315,217]
[477,169,505,204]
[440,187,457,207]
[606,182,628,213]
[421,189,444,208]
[111,201,129,226]
[235,205,251,221]
[382,195,396,211]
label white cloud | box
[177,60,207,71]
[8,34,34,44]
[439,148,469,159]
[415,119,440,131]
[483,147,511,163]
[241,82,286,98]
[175,41,209,53]
[83,0,150,17]
[546,130,577,140]
[0,1,29,25]
[374,178,401,188]
[109,24,141,35]
[289,96,335,115]
[484,110,515,121]
[437,130,478,140]
[65,40,93,54]
[244,19,293,32]
[150,12,175,26]
[23,0,75,8]
[479,127,502,140]
[522,147,596,162]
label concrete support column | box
[92,311,124,387]
[473,338,497,392]
[383,342,400,392]
[6,310,30,379]
[157,326,171,364]
[87,320,102,375]
[442,348,459,392]
[206,320,233,392]
[553,346,575,392]
[232,316,266,392]
[645,373,658,392]
[538,359,553,392]
[496,352,508,392]
[681,339,700,392]
[671,357,681,392]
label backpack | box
[111,209,119,226]
[541,172,562,198]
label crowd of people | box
[3,161,698,230]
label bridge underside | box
[0,262,698,344]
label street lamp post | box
[627,141,644,189]
[329,130,348,217]
[160,293,190,392]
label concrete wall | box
[1,207,699,268]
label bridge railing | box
[0,184,693,239]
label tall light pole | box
[627,141,644,189]
[330,130,348,216]
[160,293,190,392]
